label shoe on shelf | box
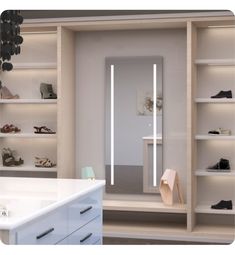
[2,148,14,166]
[35,157,56,168]
[40,83,57,99]
[34,126,56,134]
[0,124,21,133]
[0,83,19,99]
[211,200,233,210]
[211,90,232,99]
[208,128,231,136]
[207,158,231,172]
[2,148,24,166]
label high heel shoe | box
[40,83,57,99]
[2,148,14,166]
[2,148,24,166]
[0,83,19,99]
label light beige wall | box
[75,29,187,200]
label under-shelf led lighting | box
[21,31,57,35]
[207,25,235,28]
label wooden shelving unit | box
[0,27,75,179]
[187,19,235,242]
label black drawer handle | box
[80,206,92,215]
[80,233,92,243]
[36,228,54,240]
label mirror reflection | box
[105,56,163,194]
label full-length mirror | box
[105,56,163,194]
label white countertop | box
[0,177,105,230]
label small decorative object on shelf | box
[33,126,56,134]
[2,148,24,166]
[35,157,56,168]
[81,166,95,180]
[0,10,24,72]
[211,200,233,210]
[0,124,21,133]
[211,90,232,99]
[208,128,231,136]
[207,158,231,172]
[159,169,184,206]
[40,83,57,99]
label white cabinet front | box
[67,216,101,245]
[16,207,67,245]
[68,190,102,233]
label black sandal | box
[34,126,56,134]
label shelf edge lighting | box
[207,25,235,28]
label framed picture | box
[137,89,163,116]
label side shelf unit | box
[187,18,235,240]
[0,26,75,178]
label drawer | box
[67,216,102,245]
[68,189,102,233]
[16,207,67,245]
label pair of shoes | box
[34,126,55,134]
[208,128,231,136]
[2,148,24,166]
[35,157,56,168]
[211,200,233,210]
[0,84,19,99]
[207,158,230,172]
[211,90,232,99]
[0,124,21,133]
[40,83,57,99]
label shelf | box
[0,133,56,138]
[192,225,235,243]
[0,99,57,104]
[0,166,57,172]
[195,205,235,215]
[103,221,187,241]
[12,62,57,69]
[195,135,235,140]
[103,221,233,243]
[103,200,186,214]
[195,169,235,176]
[195,59,235,66]
[195,98,235,103]
[0,133,57,138]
